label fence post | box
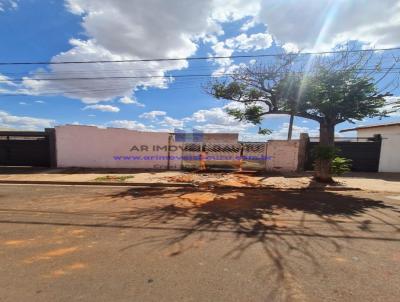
[45,128,57,168]
[167,134,172,170]
[264,142,269,171]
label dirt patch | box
[178,191,245,205]
[95,175,134,182]
[164,172,312,189]
[216,174,261,187]
[24,247,79,263]
[165,174,195,183]
[45,262,88,278]
[180,192,217,204]
[4,239,35,247]
[164,172,263,188]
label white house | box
[341,122,400,172]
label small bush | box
[331,157,352,175]
[313,146,338,160]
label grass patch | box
[94,175,134,182]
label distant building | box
[173,130,238,144]
[341,122,400,172]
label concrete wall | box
[379,134,400,172]
[55,125,306,172]
[357,126,400,173]
[357,125,400,137]
[55,125,182,169]
[265,140,301,172]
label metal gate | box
[181,142,267,171]
[181,143,202,170]
[241,142,268,171]
[0,130,55,167]
[305,137,382,172]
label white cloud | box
[134,102,256,133]
[35,100,45,104]
[160,116,184,128]
[6,0,400,104]
[210,41,234,67]
[269,122,319,140]
[19,102,27,105]
[20,39,176,104]
[119,96,145,107]
[0,73,19,95]
[382,96,400,117]
[240,19,256,32]
[139,111,167,120]
[213,0,400,53]
[0,111,54,130]
[18,0,225,103]
[83,104,120,112]
[211,63,244,77]
[0,74,17,87]
[183,103,255,133]
[106,120,150,131]
[255,0,400,50]
[190,107,238,125]
[211,0,260,22]
[210,32,272,74]
[193,123,250,133]
[225,33,273,51]
[0,0,18,12]
[282,43,299,53]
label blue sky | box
[0,0,399,140]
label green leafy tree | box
[206,49,398,182]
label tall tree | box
[206,48,398,182]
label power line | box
[1,73,233,82]
[0,83,203,97]
[2,67,400,83]
[1,60,396,77]
[1,46,400,66]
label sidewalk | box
[0,167,188,187]
[0,167,399,192]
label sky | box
[0,0,399,140]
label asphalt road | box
[0,184,399,302]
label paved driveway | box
[0,184,399,302]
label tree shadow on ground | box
[108,187,399,300]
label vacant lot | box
[0,184,399,301]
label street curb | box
[303,186,361,191]
[0,180,195,187]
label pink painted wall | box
[55,125,182,169]
[55,125,306,171]
[266,140,301,172]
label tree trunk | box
[314,122,335,182]
[287,114,294,140]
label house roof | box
[340,122,400,133]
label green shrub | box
[331,157,352,175]
[313,146,338,160]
